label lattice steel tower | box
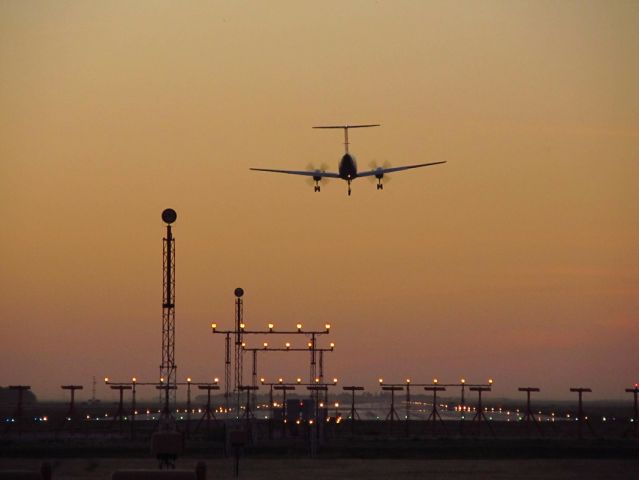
[160,208,177,401]
[233,287,244,411]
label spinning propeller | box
[368,160,393,190]
[305,162,331,192]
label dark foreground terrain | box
[1,457,638,480]
[2,417,638,479]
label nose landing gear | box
[376,175,384,190]
[313,177,321,192]
[347,179,352,196]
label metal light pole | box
[625,386,639,437]
[342,386,364,434]
[518,387,542,436]
[570,387,595,439]
[424,383,447,435]
[7,385,31,436]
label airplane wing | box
[250,168,341,178]
[357,161,447,177]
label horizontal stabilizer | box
[313,124,380,129]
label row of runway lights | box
[5,404,630,425]
[211,322,332,333]
[4,414,627,424]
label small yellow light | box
[214,377,219,383]
[296,377,302,383]
[160,377,165,383]
[333,378,338,384]
[488,378,493,384]
[285,342,291,349]
[268,323,274,330]
[433,378,438,384]
[307,341,312,348]
[335,402,339,408]
[104,377,109,383]
[330,342,335,349]
[263,342,268,348]
[240,323,245,329]
[241,342,246,347]
[260,377,265,383]
[296,323,302,331]
[278,378,283,384]
[211,323,217,330]
[461,378,466,384]
[325,323,331,330]
[132,377,137,383]
[406,378,411,384]
[379,378,384,384]
[187,377,192,383]
[315,377,320,383]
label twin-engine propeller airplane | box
[250,124,446,196]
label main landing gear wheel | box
[314,185,321,192]
[376,183,384,190]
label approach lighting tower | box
[160,208,177,402]
[234,288,245,409]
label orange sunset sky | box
[1,1,638,401]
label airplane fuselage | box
[339,153,357,180]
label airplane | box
[250,124,446,196]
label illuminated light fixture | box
[333,378,338,384]
[241,342,246,348]
[488,378,493,385]
[460,378,466,384]
[132,377,137,383]
[296,323,302,331]
[240,323,245,330]
[330,342,335,349]
[263,342,268,348]
[260,377,265,383]
[187,377,192,383]
[325,323,331,331]
[378,378,384,384]
[285,342,291,349]
[307,341,312,348]
[315,378,320,383]
[335,402,339,408]
[214,377,219,383]
[268,323,274,331]
[433,378,438,384]
[278,378,283,384]
[406,378,411,384]
[104,377,109,383]
[296,378,302,384]
[211,323,217,331]
[160,377,165,383]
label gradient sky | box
[1,1,637,402]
